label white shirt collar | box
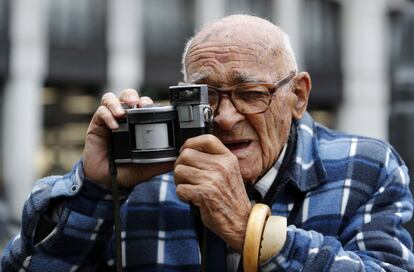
[254,144,288,198]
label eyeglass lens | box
[208,85,271,114]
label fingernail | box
[128,95,138,103]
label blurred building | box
[0,0,414,239]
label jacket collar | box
[284,112,328,192]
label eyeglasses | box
[206,71,296,114]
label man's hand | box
[174,134,252,253]
[83,89,174,189]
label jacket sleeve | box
[1,160,129,271]
[260,157,414,271]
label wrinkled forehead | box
[185,40,278,85]
[185,44,274,85]
[184,18,289,82]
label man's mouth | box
[223,140,252,152]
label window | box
[0,0,8,39]
[41,86,99,176]
[389,4,414,102]
[388,3,414,238]
[0,0,9,184]
[44,0,107,175]
[302,0,343,111]
[48,0,107,86]
[226,0,272,19]
[0,0,9,80]
[388,2,414,181]
[49,0,106,49]
[143,0,195,99]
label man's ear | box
[291,72,311,120]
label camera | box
[111,84,213,164]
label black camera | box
[111,84,213,164]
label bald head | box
[181,14,297,82]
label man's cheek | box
[264,113,280,151]
[261,138,277,170]
[269,104,290,142]
[260,110,288,169]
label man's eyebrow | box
[232,72,261,84]
[185,72,263,85]
[187,73,209,84]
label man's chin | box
[242,178,257,187]
[239,159,261,186]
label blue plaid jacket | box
[2,113,414,271]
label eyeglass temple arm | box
[272,71,296,90]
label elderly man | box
[2,15,414,271]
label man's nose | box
[213,97,245,131]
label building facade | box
[1,0,414,237]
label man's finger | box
[138,96,154,107]
[180,134,228,155]
[175,148,226,171]
[95,105,120,130]
[101,92,125,118]
[174,163,208,186]
[119,88,140,106]
[176,183,200,204]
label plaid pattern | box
[2,112,414,271]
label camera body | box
[111,84,213,164]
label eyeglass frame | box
[206,71,297,115]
